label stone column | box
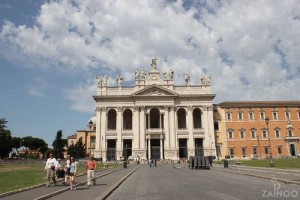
[187,106,194,154]
[101,107,107,161]
[133,106,140,149]
[169,106,175,149]
[95,107,101,155]
[148,135,151,159]
[140,106,146,150]
[160,135,163,159]
[164,106,170,150]
[117,107,122,156]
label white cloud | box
[1,0,300,111]
[28,77,49,97]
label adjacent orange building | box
[215,101,300,159]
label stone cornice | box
[219,101,300,108]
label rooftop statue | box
[201,75,211,86]
[151,58,157,70]
[135,69,140,80]
[116,75,123,86]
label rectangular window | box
[288,129,293,137]
[240,131,245,139]
[264,147,269,154]
[275,130,280,138]
[227,113,231,120]
[242,148,246,157]
[228,131,233,139]
[251,130,256,138]
[298,111,300,119]
[273,112,278,120]
[230,148,234,157]
[277,146,282,154]
[285,111,290,119]
[214,121,219,131]
[216,145,221,156]
[249,112,254,120]
[252,147,257,155]
[263,130,267,138]
[238,112,243,120]
[260,112,265,120]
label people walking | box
[56,158,64,178]
[44,153,57,187]
[69,157,77,190]
[86,155,97,186]
[63,155,70,185]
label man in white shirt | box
[44,153,57,187]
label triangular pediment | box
[131,85,178,97]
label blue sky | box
[1,0,300,147]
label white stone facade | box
[93,59,216,161]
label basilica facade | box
[92,59,216,161]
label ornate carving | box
[187,106,193,111]
[117,107,122,112]
[149,90,162,95]
[151,58,157,70]
[135,69,139,80]
[163,70,167,80]
[96,76,108,87]
[140,106,145,111]
[164,105,169,111]
[169,68,174,81]
[201,75,211,86]
[185,74,190,85]
[133,106,139,112]
[101,107,107,112]
[96,107,102,112]
[141,70,146,80]
[170,106,175,111]
[116,75,123,86]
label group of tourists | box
[44,154,97,191]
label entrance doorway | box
[123,139,132,160]
[179,139,187,159]
[151,139,160,159]
[195,138,204,156]
[107,139,116,161]
[290,144,296,156]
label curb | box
[0,166,116,199]
[94,165,142,200]
[212,168,300,186]
[33,167,125,200]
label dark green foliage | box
[0,129,13,158]
[52,130,67,159]
[67,137,85,159]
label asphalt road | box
[107,164,300,200]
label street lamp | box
[265,117,274,167]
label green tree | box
[52,130,67,159]
[67,137,85,159]
[0,129,13,158]
[0,118,8,129]
[75,137,85,158]
[0,118,12,158]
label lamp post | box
[265,117,274,167]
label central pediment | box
[131,85,178,97]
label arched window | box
[177,108,186,129]
[107,109,117,130]
[123,109,132,130]
[150,108,160,128]
[193,108,202,128]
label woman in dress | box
[69,157,77,190]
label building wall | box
[217,102,300,159]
